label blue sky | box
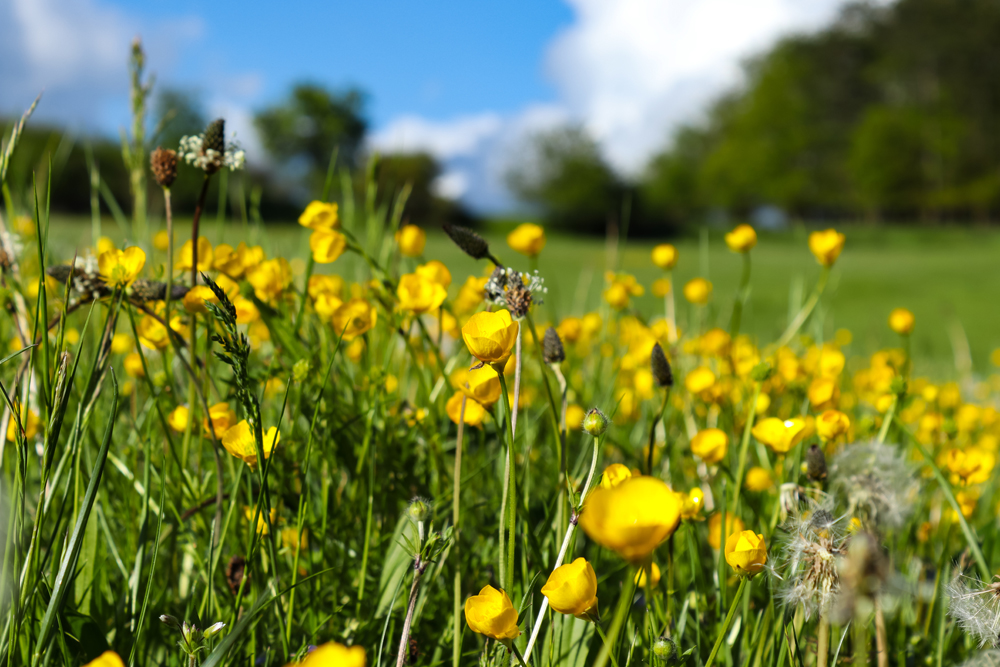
[1,0,856,211]
[111,1,573,128]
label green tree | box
[374,152,471,226]
[254,83,367,193]
[506,125,622,232]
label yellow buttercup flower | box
[752,417,807,454]
[808,228,845,267]
[744,466,774,492]
[310,228,348,264]
[175,237,213,272]
[97,236,116,255]
[460,365,501,406]
[507,223,546,257]
[397,273,447,314]
[462,310,519,365]
[579,476,682,563]
[816,409,850,441]
[233,296,260,324]
[203,402,237,439]
[248,258,292,304]
[237,242,265,272]
[123,352,145,378]
[683,277,712,305]
[294,642,366,667]
[603,282,630,310]
[725,529,767,577]
[416,260,452,288]
[83,651,125,667]
[153,230,169,251]
[541,557,599,620]
[600,463,632,489]
[634,561,662,588]
[685,366,716,395]
[652,278,671,298]
[98,247,146,288]
[137,313,169,350]
[213,243,245,278]
[244,505,278,535]
[298,201,339,229]
[222,421,280,468]
[691,428,728,465]
[396,224,426,257]
[183,285,220,314]
[808,377,839,410]
[566,404,585,430]
[707,512,744,550]
[725,224,757,253]
[651,244,678,270]
[332,299,378,339]
[6,408,40,442]
[167,405,189,433]
[465,585,520,640]
[680,487,704,520]
[945,447,995,486]
[888,308,915,335]
[446,391,486,427]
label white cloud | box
[373,0,857,211]
[370,105,568,210]
[0,0,202,129]
[547,0,853,173]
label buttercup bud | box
[407,497,432,523]
[750,362,774,383]
[443,224,491,261]
[650,342,673,388]
[293,359,311,383]
[150,148,178,188]
[805,443,827,481]
[543,327,565,364]
[653,637,678,662]
[583,408,608,437]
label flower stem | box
[453,396,466,667]
[776,266,829,348]
[498,372,517,595]
[729,253,752,338]
[704,577,748,667]
[647,388,671,475]
[523,431,601,663]
[817,614,830,667]
[396,557,426,667]
[592,567,636,667]
[730,382,762,516]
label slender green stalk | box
[731,382,762,516]
[729,252,751,338]
[704,577,749,667]
[592,566,638,667]
[453,396,466,667]
[776,267,829,348]
[497,372,517,596]
[647,388,670,475]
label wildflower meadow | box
[6,44,1000,667]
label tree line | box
[511,0,1000,234]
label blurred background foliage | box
[7,0,1000,235]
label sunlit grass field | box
[57,214,1000,377]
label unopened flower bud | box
[293,359,311,383]
[890,376,907,395]
[442,224,491,261]
[750,362,773,383]
[203,621,226,639]
[159,614,180,629]
[650,342,673,388]
[204,118,225,155]
[407,497,432,523]
[543,327,565,364]
[653,637,679,664]
[583,408,608,437]
[805,444,827,482]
